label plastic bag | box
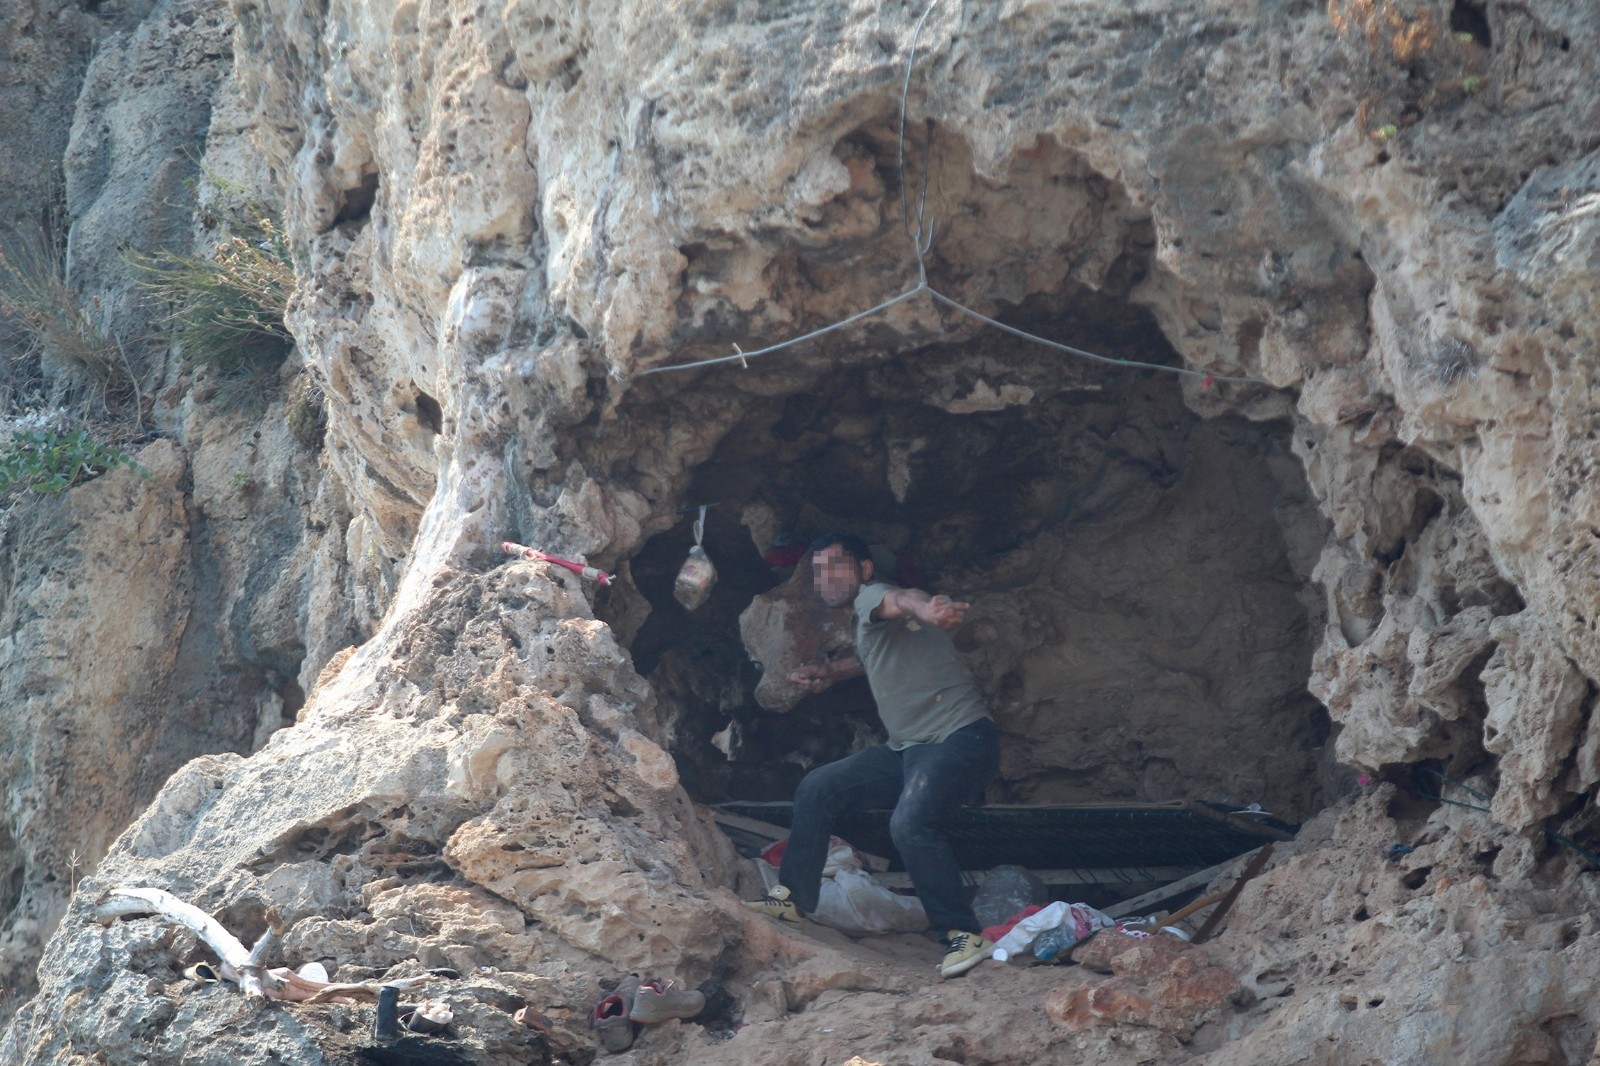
[674,545,717,610]
[971,865,1049,929]
[757,851,928,936]
[991,900,1116,962]
[673,505,717,610]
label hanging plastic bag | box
[673,505,717,610]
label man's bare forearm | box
[877,588,970,630]
[822,653,865,682]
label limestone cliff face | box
[3,0,1600,1063]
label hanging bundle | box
[673,505,717,610]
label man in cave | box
[744,533,1001,978]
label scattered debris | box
[95,885,439,1004]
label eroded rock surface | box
[4,0,1600,1063]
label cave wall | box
[0,0,365,1016]
[2,0,1600,1062]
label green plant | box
[129,189,295,383]
[0,427,147,495]
[0,223,122,386]
[1375,123,1399,140]
[1462,75,1483,94]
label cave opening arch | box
[573,121,1339,889]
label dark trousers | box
[777,716,999,935]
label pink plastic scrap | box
[502,541,614,586]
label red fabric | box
[763,543,808,569]
[759,835,854,867]
[982,904,1044,944]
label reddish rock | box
[1049,931,1243,1038]
[1074,928,1192,977]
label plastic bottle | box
[1031,925,1077,962]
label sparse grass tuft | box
[129,189,296,387]
[0,223,123,389]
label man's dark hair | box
[810,532,872,564]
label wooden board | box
[1103,848,1265,918]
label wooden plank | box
[875,866,1196,890]
[711,810,890,873]
[711,809,789,842]
[1191,842,1274,944]
[1183,800,1296,841]
[1103,849,1264,918]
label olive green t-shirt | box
[853,582,990,750]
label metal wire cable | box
[1412,767,1600,870]
[635,2,1270,387]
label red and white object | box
[501,541,614,586]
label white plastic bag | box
[673,506,717,610]
[757,851,929,936]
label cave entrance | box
[604,288,1333,847]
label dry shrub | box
[0,224,122,389]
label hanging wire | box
[1411,767,1600,871]
[637,0,1270,387]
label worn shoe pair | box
[589,974,707,1054]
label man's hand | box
[917,594,970,631]
[788,655,865,693]
[788,663,833,694]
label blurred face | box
[812,544,867,608]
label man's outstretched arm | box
[872,587,970,630]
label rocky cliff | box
[3,0,1600,1063]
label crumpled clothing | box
[991,901,1116,961]
[983,904,1044,944]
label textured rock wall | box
[0,0,363,1018]
[3,0,1600,1063]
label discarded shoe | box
[939,930,996,978]
[590,975,641,1054]
[630,978,705,1024]
[744,884,802,926]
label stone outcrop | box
[2,0,1600,1063]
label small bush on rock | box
[0,426,146,495]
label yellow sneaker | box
[939,930,995,977]
[744,884,803,926]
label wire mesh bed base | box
[714,799,1294,891]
